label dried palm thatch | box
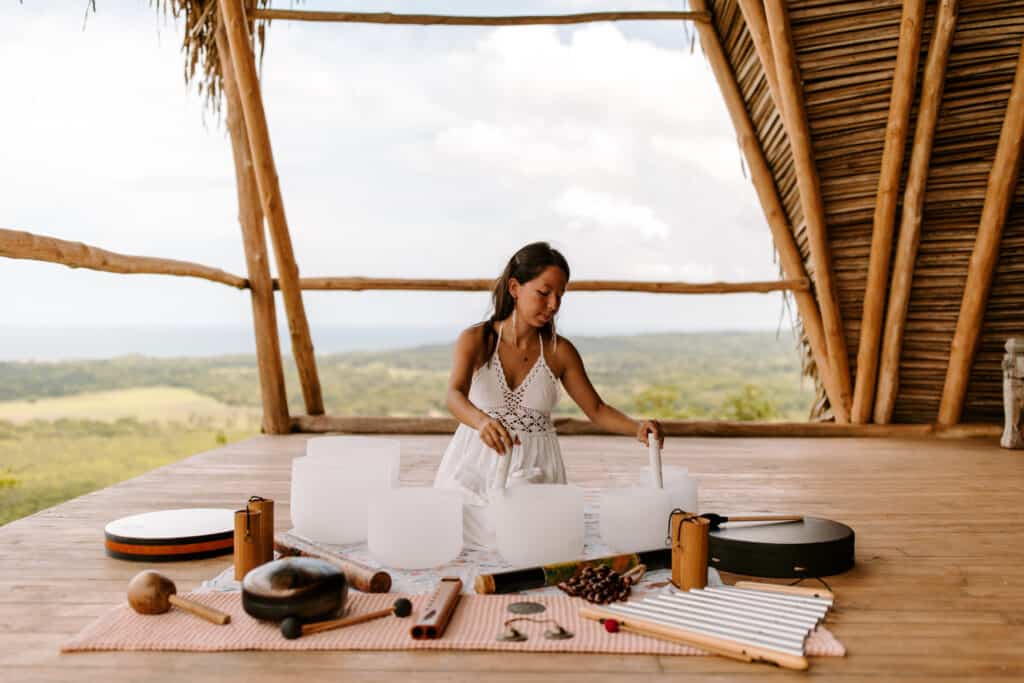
[709,0,1024,423]
[88,1,276,113]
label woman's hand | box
[477,416,514,455]
[636,419,664,447]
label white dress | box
[433,327,567,548]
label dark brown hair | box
[482,242,570,363]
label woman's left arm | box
[556,338,663,446]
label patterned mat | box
[62,591,846,657]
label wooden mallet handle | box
[302,607,392,635]
[167,594,231,625]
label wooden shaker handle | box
[168,594,231,625]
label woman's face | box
[511,265,568,327]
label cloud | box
[0,2,785,335]
[553,186,671,241]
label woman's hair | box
[482,242,570,363]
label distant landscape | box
[0,330,814,525]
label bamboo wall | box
[711,0,1024,423]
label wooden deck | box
[2,433,1022,681]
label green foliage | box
[0,331,813,526]
[0,418,255,526]
[719,385,779,421]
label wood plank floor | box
[1,433,1022,681]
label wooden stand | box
[1003,338,1024,449]
[234,508,264,581]
[670,512,709,590]
[246,497,275,566]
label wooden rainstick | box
[874,0,960,424]
[214,22,290,435]
[851,0,926,424]
[218,0,324,416]
[274,532,392,593]
[939,34,1024,425]
[127,571,230,625]
[691,0,848,422]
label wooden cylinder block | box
[671,512,710,591]
[247,497,275,566]
[234,508,265,581]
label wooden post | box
[875,0,960,424]
[851,0,926,424]
[219,0,324,415]
[692,0,848,422]
[763,0,852,419]
[215,23,290,435]
[735,0,781,113]
[938,36,1024,425]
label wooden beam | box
[875,0,960,424]
[938,35,1024,425]
[216,22,290,436]
[731,0,850,423]
[763,0,852,419]
[220,0,324,416]
[706,0,847,422]
[293,414,1000,440]
[851,0,926,424]
[0,227,248,288]
[287,276,809,294]
[252,9,710,26]
[735,0,782,113]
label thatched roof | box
[709,0,1024,423]
[128,0,1021,426]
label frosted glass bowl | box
[290,452,397,545]
[642,465,699,514]
[367,488,463,569]
[600,487,674,553]
[304,436,400,486]
[492,484,584,567]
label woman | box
[434,241,663,547]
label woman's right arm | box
[446,326,514,454]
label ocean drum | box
[493,484,584,567]
[367,488,463,569]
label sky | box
[1,1,795,350]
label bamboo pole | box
[938,36,1024,425]
[251,9,710,26]
[875,0,960,424]
[216,23,290,436]
[763,0,853,419]
[0,228,248,288]
[220,0,324,416]
[735,0,781,112]
[851,0,926,424]
[694,0,848,422]
[288,276,808,294]
[292,414,1000,440]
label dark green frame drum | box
[708,517,855,578]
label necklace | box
[502,328,534,363]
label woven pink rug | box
[63,592,845,657]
